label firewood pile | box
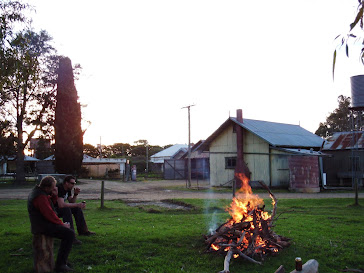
[204,178,291,272]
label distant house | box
[39,155,126,178]
[322,131,364,188]
[0,155,40,175]
[180,140,210,179]
[150,144,188,174]
[82,156,126,178]
[200,110,324,192]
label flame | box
[227,173,265,223]
[211,244,219,251]
[208,173,283,257]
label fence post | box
[101,180,105,208]
[232,179,236,198]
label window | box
[225,157,236,169]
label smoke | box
[204,189,221,235]
[208,210,218,235]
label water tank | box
[350,75,364,109]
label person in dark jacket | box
[54,175,95,245]
[28,176,75,272]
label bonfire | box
[205,173,291,272]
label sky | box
[24,0,364,147]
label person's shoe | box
[73,238,82,245]
[80,231,96,236]
[55,264,74,272]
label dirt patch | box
[125,199,195,210]
[0,179,363,201]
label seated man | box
[28,176,75,272]
[55,175,95,244]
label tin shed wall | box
[209,124,236,186]
[244,131,270,184]
[209,124,271,186]
[83,163,120,178]
[270,150,290,187]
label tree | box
[315,95,364,138]
[0,120,16,157]
[83,143,99,158]
[54,57,83,175]
[1,2,58,183]
[130,139,148,157]
[104,143,131,158]
[34,137,53,160]
[333,1,364,76]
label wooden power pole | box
[182,104,195,188]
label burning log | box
[205,175,290,271]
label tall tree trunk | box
[15,116,25,184]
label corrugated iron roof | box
[180,140,209,159]
[276,147,327,156]
[233,118,324,147]
[323,131,364,150]
[6,155,40,161]
[150,144,188,159]
[82,157,126,163]
[201,118,323,150]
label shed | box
[322,131,364,187]
[179,140,210,179]
[39,155,126,179]
[82,156,126,178]
[200,110,324,192]
[3,155,40,175]
[150,144,188,173]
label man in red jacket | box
[28,176,75,272]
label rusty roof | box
[323,131,364,150]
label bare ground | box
[0,179,363,202]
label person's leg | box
[58,207,75,231]
[70,207,88,235]
[56,208,82,245]
[42,223,75,269]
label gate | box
[164,159,186,179]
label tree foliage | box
[103,143,131,158]
[83,141,163,158]
[0,120,16,157]
[333,1,364,77]
[34,137,53,160]
[54,57,83,175]
[83,143,99,158]
[315,95,364,138]
[1,1,58,183]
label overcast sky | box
[25,0,363,147]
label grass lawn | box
[0,197,363,272]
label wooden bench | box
[337,171,364,187]
[32,234,54,273]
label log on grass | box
[33,234,54,273]
[274,265,286,273]
[289,259,319,273]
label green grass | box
[0,198,363,272]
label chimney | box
[237,109,243,123]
